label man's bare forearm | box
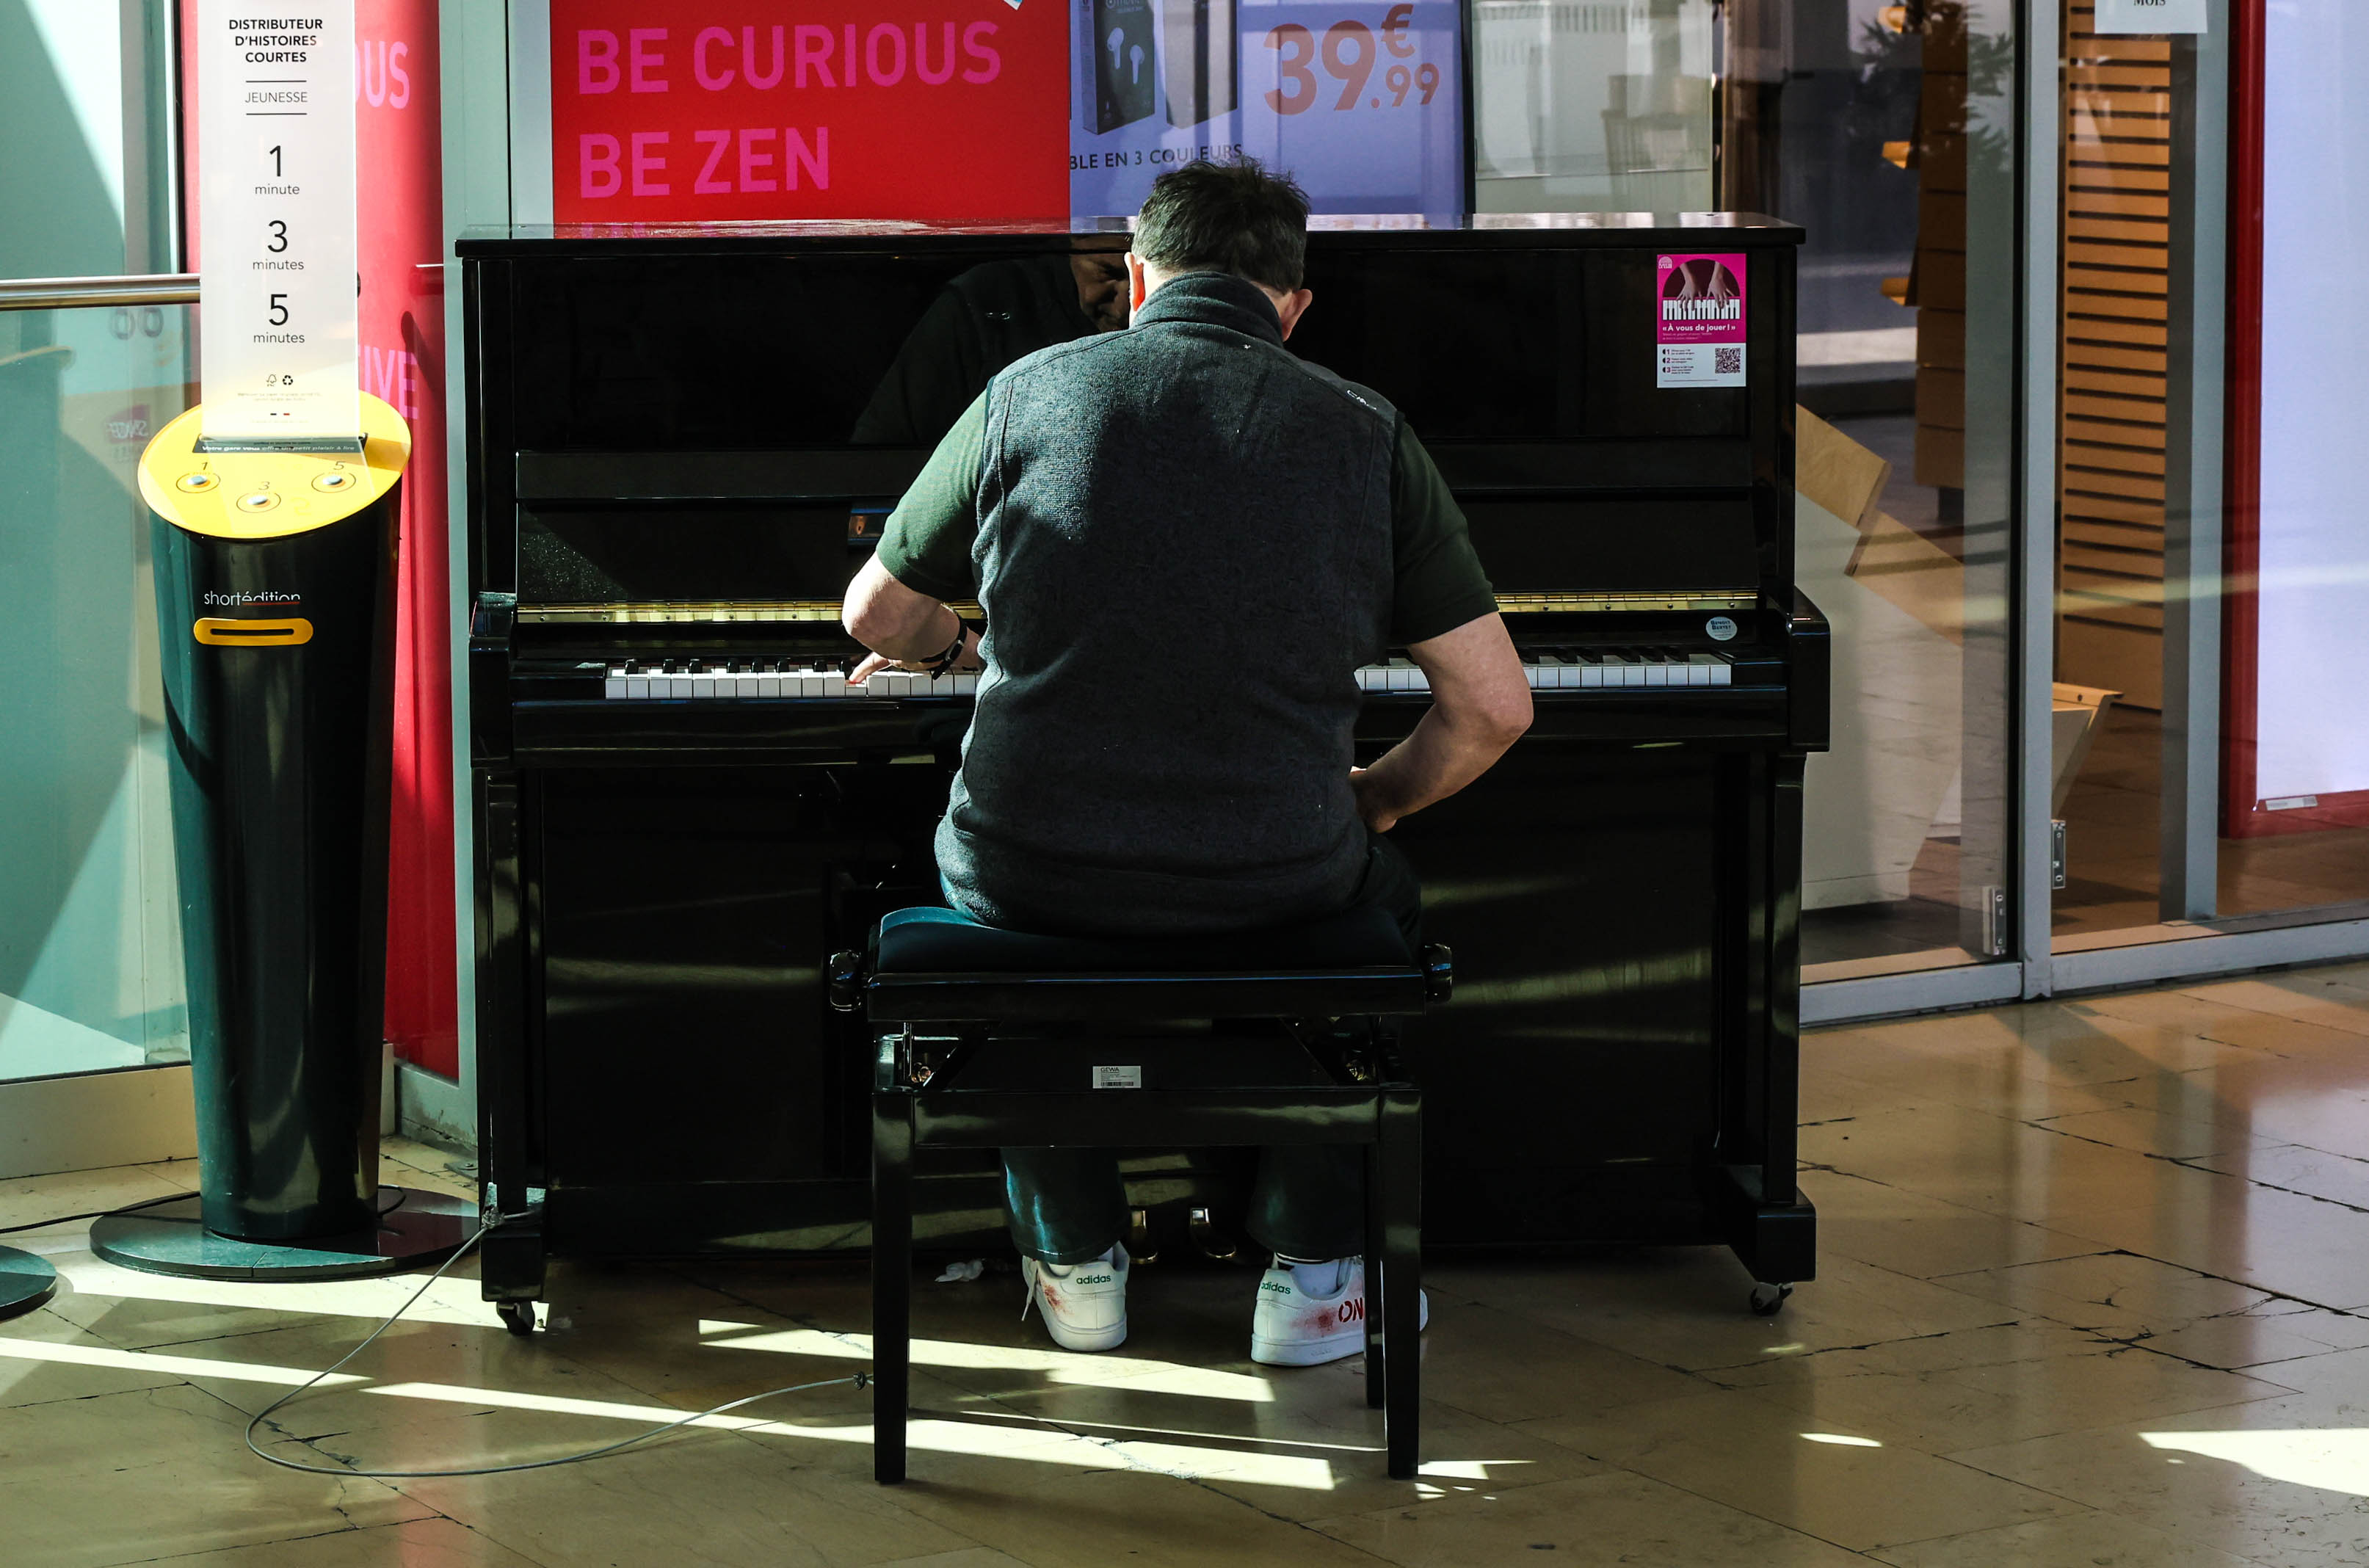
[1352,705,1525,832]
[844,555,962,659]
[1352,612,1533,832]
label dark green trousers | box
[999,832,1422,1265]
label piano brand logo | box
[201,589,305,608]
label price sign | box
[197,3,360,440]
[1069,0,1464,217]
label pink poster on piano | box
[1655,252,1747,389]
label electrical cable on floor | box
[0,1193,189,1236]
[242,1212,868,1479]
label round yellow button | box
[236,491,282,513]
[175,472,219,493]
[311,471,356,493]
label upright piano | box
[459,215,1826,1318]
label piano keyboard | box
[1360,650,1733,692]
[596,650,1734,700]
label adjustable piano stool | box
[831,905,1447,1483]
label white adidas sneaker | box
[1020,1243,1130,1352]
[1250,1255,1429,1367]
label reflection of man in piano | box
[849,252,1131,449]
[841,160,1532,1365]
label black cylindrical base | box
[153,490,400,1242]
[0,1248,59,1320]
[87,1188,473,1281]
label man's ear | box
[1274,288,1315,341]
[1125,253,1150,322]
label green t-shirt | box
[877,391,1498,645]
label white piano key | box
[604,675,626,698]
[756,675,781,697]
[667,675,694,698]
[926,672,956,696]
[736,675,761,697]
[953,672,978,695]
[1579,663,1603,689]
[820,672,846,697]
[625,675,650,699]
[1709,658,1733,687]
[687,672,718,699]
[1644,661,1669,688]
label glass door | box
[2051,0,2369,957]
[0,1,197,1174]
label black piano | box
[459,215,1826,1319]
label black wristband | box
[921,616,971,677]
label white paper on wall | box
[2093,0,2207,33]
[197,3,358,440]
[2255,0,2369,802]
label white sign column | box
[198,5,358,440]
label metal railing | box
[0,275,199,311]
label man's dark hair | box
[1133,158,1310,293]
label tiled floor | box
[12,967,2369,1565]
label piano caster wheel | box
[1748,1282,1793,1318]
[496,1299,537,1336]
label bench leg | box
[871,1086,913,1484]
[1362,1141,1385,1409]
[1379,1086,1422,1479]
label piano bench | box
[828,904,1447,1486]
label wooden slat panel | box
[2078,37,2174,62]
[2066,366,2167,397]
[2063,322,2171,352]
[2068,216,2169,244]
[2064,540,2166,575]
[2064,468,2166,502]
[2064,507,2166,539]
[2067,240,2167,268]
[2067,164,2172,192]
[2069,65,2174,90]
[2066,89,2171,116]
[2067,266,2167,294]
[2064,391,2166,424]
[2069,191,2172,219]
[2067,291,2170,322]
[2064,442,2167,477]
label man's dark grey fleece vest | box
[936,271,1398,937]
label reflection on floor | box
[2057,706,2369,939]
[16,969,2369,1561]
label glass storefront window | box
[2054,0,2369,950]
[1,1,190,1087]
[0,302,195,1082]
[1472,0,1717,213]
[1472,0,2023,981]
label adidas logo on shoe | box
[1020,1244,1130,1353]
[1250,1255,1429,1367]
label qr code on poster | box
[1715,347,1744,375]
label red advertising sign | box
[550,2,1070,223]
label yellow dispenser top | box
[138,395,412,540]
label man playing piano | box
[843,159,1531,1363]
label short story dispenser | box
[95,394,473,1280]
